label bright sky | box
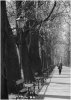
[6,0,11,2]
[6,0,15,2]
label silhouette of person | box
[58,62,62,75]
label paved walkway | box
[9,66,71,100]
[36,66,71,100]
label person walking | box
[58,62,62,75]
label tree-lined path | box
[36,66,71,100]
[1,1,71,99]
[9,66,71,100]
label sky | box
[6,0,11,2]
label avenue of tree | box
[1,0,70,99]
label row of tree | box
[1,0,70,99]
[15,0,57,82]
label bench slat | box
[16,78,24,85]
[20,88,27,93]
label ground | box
[9,66,71,100]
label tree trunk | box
[16,2,35,82]
[1,1,21,95]
[1,63,8,99]
[21,29,35,82]
[16,1,22,47]
[29,30,42,76]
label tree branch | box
[18,1,57,38]
[43,1,56,22]
[33,1,57,28]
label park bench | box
[34,72,44,89]
[16,79,37,99]
[15,78,27,99]
[24,83,34,99]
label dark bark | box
[41,50,47,72]
[47,50,51,67]
[1,63,8,99]
[21,19,42,81]
[1,1,21,95]
[16,1,22,47]
[29,30,42,76]
[21,30,35,82]
[16,1,35,82]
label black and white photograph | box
[1,0,71,99]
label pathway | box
[36,66,71,100]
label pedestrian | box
[58,62,62,75]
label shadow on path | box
[52,77,70,78]
[36,94,70,99]
[50,82,70,85]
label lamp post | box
[16,17,24,79]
